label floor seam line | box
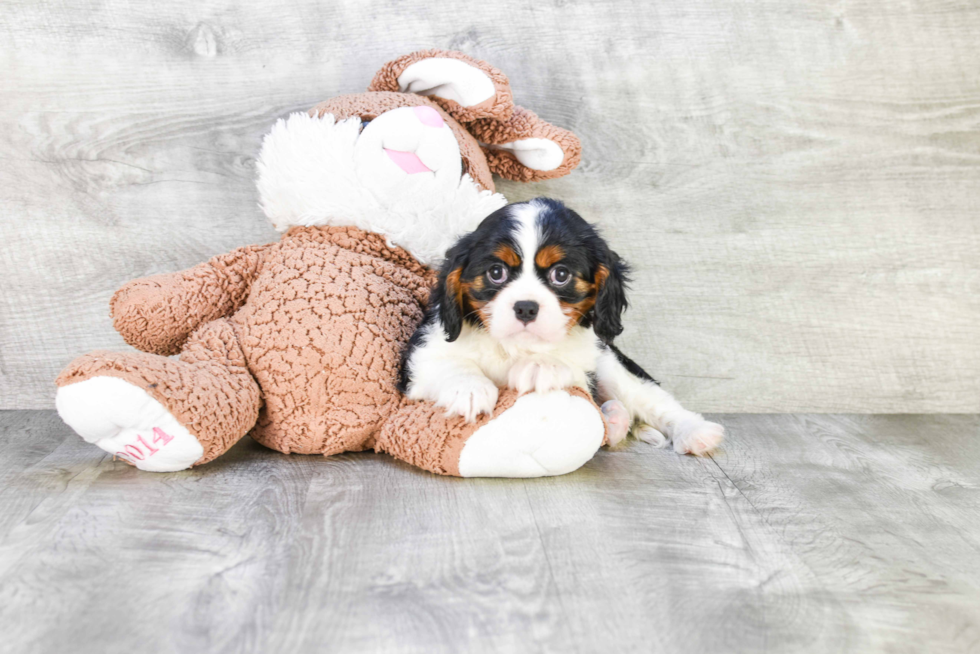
[522,480,581,654]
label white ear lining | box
[397,58,496,107]
[487,137,564,171]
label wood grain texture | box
[1,0,978,411]
[1,411,978,653]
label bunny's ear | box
[368,50,514,123]
[467,106,582,182]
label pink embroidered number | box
[152,427,174,446]
[116,427,175,463]
[124,444,144,461]
[136,435,158,455]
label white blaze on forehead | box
[510,200,542,275]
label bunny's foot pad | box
[56,377,203,472]
[457,390,605,478]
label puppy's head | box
[435,198,629,345]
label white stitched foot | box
[56,377,204,472]
[457,391,604,478]
[600,400,630,446]
[671,417,725,456]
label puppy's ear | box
[435,239,471,342]
[592,250,630,343]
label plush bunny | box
[55,50,611,477]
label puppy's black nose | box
[513,301,539,324]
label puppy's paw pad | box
[673,420,724,456]
[635,424,668,448]
[600,400,630,446]
[436,376,499,423]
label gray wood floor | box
[1,412,978,653]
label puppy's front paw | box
[672,418,725,456]
[435,375,499,423]
[507,360,577,394]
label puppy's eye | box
[487,264,509,285]
[549,265,571,287]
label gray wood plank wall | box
[1,0,978,411]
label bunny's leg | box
[376,388,609,478]
[55,319,260,472]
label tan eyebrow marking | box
[494,244,521,268]
[535,244,565,269]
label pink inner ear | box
[385,149,432,174]
[413,105,445,128]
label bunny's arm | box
[110,244,272,356]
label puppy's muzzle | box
[513,301,539,324]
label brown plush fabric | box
[368,49,514,124]
[468,105,583,182]
[239,227,433,457]
[376,389,518,476]
[376,386,606,476]
[310,92,495,193]
[62,227,442,461]
[56,318,262,466]
[110,245,269,356]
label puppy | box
[399,198,724,455]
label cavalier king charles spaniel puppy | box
[398,198,724,455]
